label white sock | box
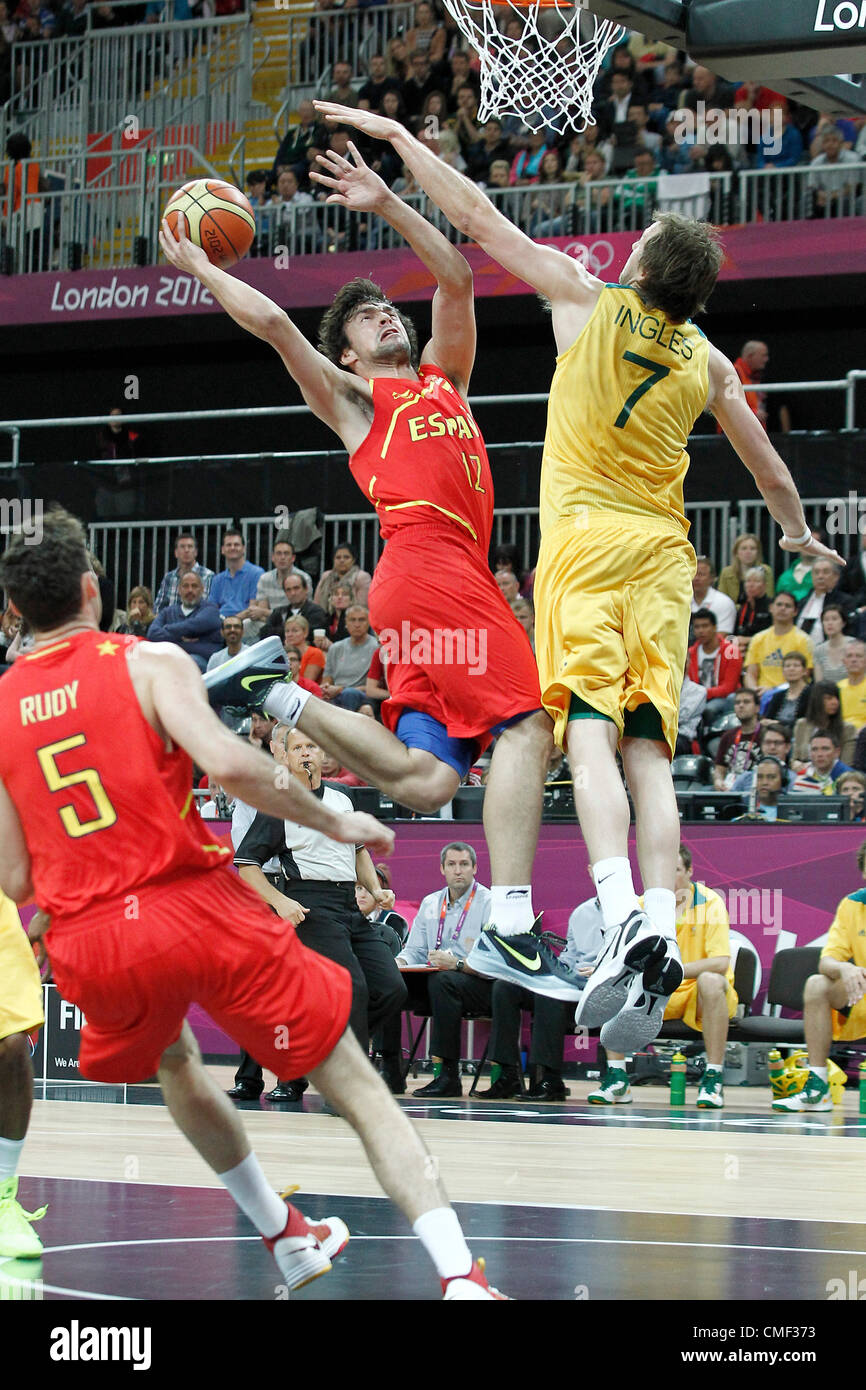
[810,1065,828,1082]
[263,681,311,728]
[644,888,677,938]
[592,857,639,930]
[0,1136,24,1181]
[704,1063,723,1075]
[218,1153,290,1239]
[489,885,534,936]
[412,1206,473,1281]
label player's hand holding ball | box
[159,178,256,273]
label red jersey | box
[349,365,494,553]
[0,630,232,917]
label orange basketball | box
[164,179,256,269]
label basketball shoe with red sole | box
[442,1259,511,1300]
[263,1199,350,1291]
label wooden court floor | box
[7,1065,866,1303]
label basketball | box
[163,179,256,269]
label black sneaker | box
[467,917,583,1001]
[202,635,293,710]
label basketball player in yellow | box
[314,100,844,1050]
[0,888,46,1259]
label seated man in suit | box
[145,571,222,671]
[593,844,737,1109]
[477,893,604,1102]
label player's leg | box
[482,708,552,914]
[0,1031,47,1259]
[772,974,841,1112]
[308,1028,507,1298]
[695,973,730,1110]
[157,1022,349,1289]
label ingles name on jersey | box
[613,301,694,359]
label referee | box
[234,723,407,1100]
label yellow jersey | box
[675,882,736,988]
[540,285,710,536]
[745,625,813,689]
[823,888,866,968]
[838,677,866,731]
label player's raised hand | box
[311,142,389,212]
[314,101,403,144]
[337,812,395,857]
[159,212,211,277]
[778,531,846,566]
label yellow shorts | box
[832,999,866,1043]
[534,511,696,755]
[663,977,738,1031]
[0,909,44,1042]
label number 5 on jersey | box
[36,733,118,838]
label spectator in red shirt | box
[285,645,321,695]
[716,341,768,433]
[688,608,743,726]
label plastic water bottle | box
[670,1051,686,1107]
[768,1048,785,1096]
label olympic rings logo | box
[561,239,617,276]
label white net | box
[440,0,625,134]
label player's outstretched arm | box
[312,140,476,390]
[158,215,368,444]
[707,346,845,563]
[0,776,33,902]
[314,102,596,308]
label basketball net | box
[441,0,624,134]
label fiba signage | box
[814,0,866,30]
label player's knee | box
[804,973,831,1004]
[0,1031,32,1070]
[157,1020,201,1072]
[697,972,725,998]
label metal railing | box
[1,13,253,168]
[285,1,416,96]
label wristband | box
[781,527,811,547]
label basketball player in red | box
[160,146,580,1002]
[0,510,507,1299]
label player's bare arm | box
[312,140,477,394]
[129,640,395,855]
[158,214,372,451]
[355,846,392,908]
[314,103,602,347]
[235,864,309,924]
[707,346,845,564]
[0,777,33,902]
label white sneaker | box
[772,1071,832,1112]
[598,940,683,1053]
[574,911,667,1031]
[264,1204,349,1291]
[587,1068,632,1105]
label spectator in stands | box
[208,527,264,620]
[284,614,325,687]
[270,168,315,231]
[413,88,450,144]
[154,531,214,611]
[733,566,773,655]
[836,770,866,822]
[744,590,813,693]
[96,405,140,460]
[839,639,866,731]
[271,99,325,181]
[509,126,550,184]
[717,532,774,603]
[796,557,851,637]
[479,893,603,1101]
[727,341,768,430]
[599,844,737,1109]
[754,103,804,169]
[595,43,650,105]
[573,149,613,232]
[763,651,811,725]
[206,613,245,671]
[357,52,402,112]
[145,571,222,671]
[452,82,481,155]
[283,644,321,696]
[494,569,520,604]
[841,530,866,602]
[317,576,353,649]
[511,599,535,650]
[245,168,269,209]
[385,34,409,82]
[405,0,446,68]
[691,555,736,637]
[444,49,479,114]
[813,604,854,683]
[616,147,660,223]
[791,730,851,793]
[321,752,370,784]
[529,149,574,237]
[563,124,610,179]
[713,687,761,789]
[793,680,857,768]
[260,572,328,643]
[734,754,787,821]
[401,49,440,123]
[688,608,743,724]
[776,549,815,606]
[396,842,492,1098]
[314,540,371,610]
[773,841,866,1112]
[677,657,706,756]
[808,126,862,217]
[595,69,636,139]
[327,58,358,108]
[492,542,527,591]
[646,54,686,128]
[247,535,313,638]
[732,723,795,794]
[680,65,736,114]
[321,605,379,709]
[364,645,390,713]
[625,102,662,157]
[463,116,511,184]
[118,585,155,638]
[57,0,88,37]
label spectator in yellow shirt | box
[591,844,737,1110]
[745,591,813,694]
[838,640,866,732]
[774,839,866,1112]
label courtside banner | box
[1,217,865,326]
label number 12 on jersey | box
[614,351,671,430]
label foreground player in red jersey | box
[0,510,507,1299]
[160,146,580,1003]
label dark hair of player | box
[318,278,420,373]
[0,507,90,630]
[633,212,724,324]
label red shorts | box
[369,524,541,749]
[43,869,353,1084]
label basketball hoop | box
[440,0,625,134]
